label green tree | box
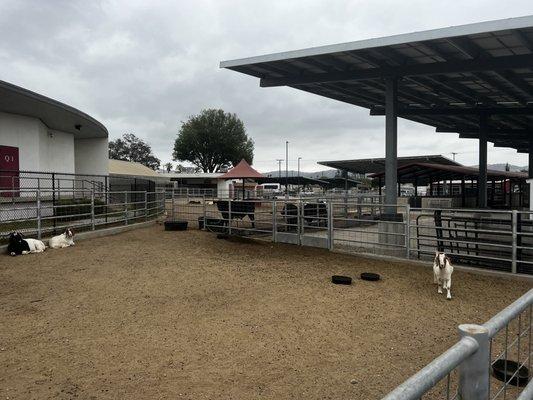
[164,162,173,173]
[109,133,161,170]
[173,109,254,173]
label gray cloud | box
[1,0,533,172]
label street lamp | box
[297,157,302,194]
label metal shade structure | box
[221,16,533,208]
[370,162,527,185]
[319,155,459,174]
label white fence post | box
[512,210,518,274]
[91,190,95,230]
[36,189,42,240]
[458,324,490,400]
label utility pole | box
[297,157,302,194]
[285,141,289,199]
[276,159,283,179]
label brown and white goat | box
[433,251,454,300]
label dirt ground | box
[1,225,531,400]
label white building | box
[0,79,108,193]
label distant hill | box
[262,169,339,179]
[470,164,528,172]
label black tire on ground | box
[360,272,380,281]
[164,221,188,231]
[492,360,529,386]
[331,275,352,285]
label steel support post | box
[385,77,398,213]
[458,324,490,400]
[327,201,334,250]
[478,114,488,208]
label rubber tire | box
[164,221,188,231]
[361,272,380,281]
[492,359,529,387]
[331,275,352,285]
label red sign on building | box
[0,145,20,197]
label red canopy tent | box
[218,159,264,199]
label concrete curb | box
[331,248,533,282]
[1,220,157,253]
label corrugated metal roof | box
[108,159,161,178]
[369,162,527,184]
[221,16,533,152]
[319,155,459,174]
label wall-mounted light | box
[48,131,54,138]
[75,124,82,130]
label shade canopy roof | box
[218,159,264,179]
[370,162,527,185]
[221,16,533,152]
[319,154,459,174]
[0,79,108,139]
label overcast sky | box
[1,1,533,172]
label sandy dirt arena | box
[1,225,531,399]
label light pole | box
[297,157,302,194]
[285,141,289,199]
[276,159,283,179]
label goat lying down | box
[433,251,454,300]
[49,228,75,249]
[7,232,46,256]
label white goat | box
[49,228,75,249]
[433,251,454,300]
[24,238,46,254]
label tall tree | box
[109,133,161,170]
[164,162,173,173]
[173,109,254,172]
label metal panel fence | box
[167,192,533,276]
[382,289,533,400]
[0,189,165,242]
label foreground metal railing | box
[383,289,533,400]
[0,189,165,241]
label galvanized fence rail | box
[383,289,533,400]
[167,191,533,276]
[0,188,165,242]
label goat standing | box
[433,251,453,300]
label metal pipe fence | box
[0,189,165,242]
[167,191,533,276]
[383,289,533,400]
